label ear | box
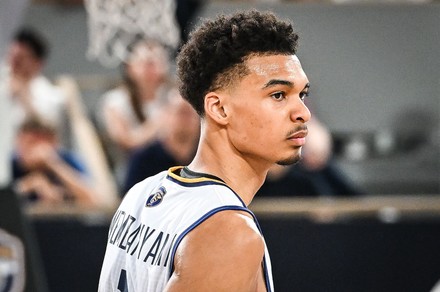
[204,91,228,126]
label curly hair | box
[176,10,299,116]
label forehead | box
[245,54,305,81]
[130,43,165,62]
[9,42,33,55]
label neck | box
[137,82,160,102]
[188,125,270,206]
[12,70,39,82]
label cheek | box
[232,110,273,147]
[227,95,280,147]
[248,113,266,133]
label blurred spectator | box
[123,88,200,194]
[6,27,68,141]
[6,27,118,206]
[98,39,172,188]
[0,0,29,188]
[11,118,102,206]
[257,117,362,197]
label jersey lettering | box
[155,234,177,267]
[107,210,177,268]
[117,269,128,292]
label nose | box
[290,98,311,123]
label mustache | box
[286,124,308,138]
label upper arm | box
[164,210,265,292]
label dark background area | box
[30,210,440,292]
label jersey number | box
[118,269,128,292]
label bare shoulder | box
[197,210,264,256]
[165,210,266,291]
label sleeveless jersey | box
[98,166,274,291]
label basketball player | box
[98,10,311,291]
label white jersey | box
[98,166,274,292]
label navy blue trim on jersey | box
[167,205,272,292]
[247,210,273,292]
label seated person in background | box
[123,89,200,194]
[6,27,109,190]
[257,117,362,197]
[11,118,101,206]
[98,39,172,187]
[6,27,67,139]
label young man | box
[98,10,311,291]
[11,118,98,206]
[7,28,66,132]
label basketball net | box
[84,0,180,68]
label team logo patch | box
[145,186,167,207]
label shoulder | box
[101,87,129,107]
[31,76,56,90]
[31,76,65,103]
[190,210,264,252]
[168,210,265,289]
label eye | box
[271,91,286,101]
[299,91,309,101]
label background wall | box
[18,1,440,195]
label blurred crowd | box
[2,26,361,209]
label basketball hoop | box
[84,0,180,68]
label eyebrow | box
[262,79,294,89]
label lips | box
[287,129,308,146]
[289,130,308,139]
